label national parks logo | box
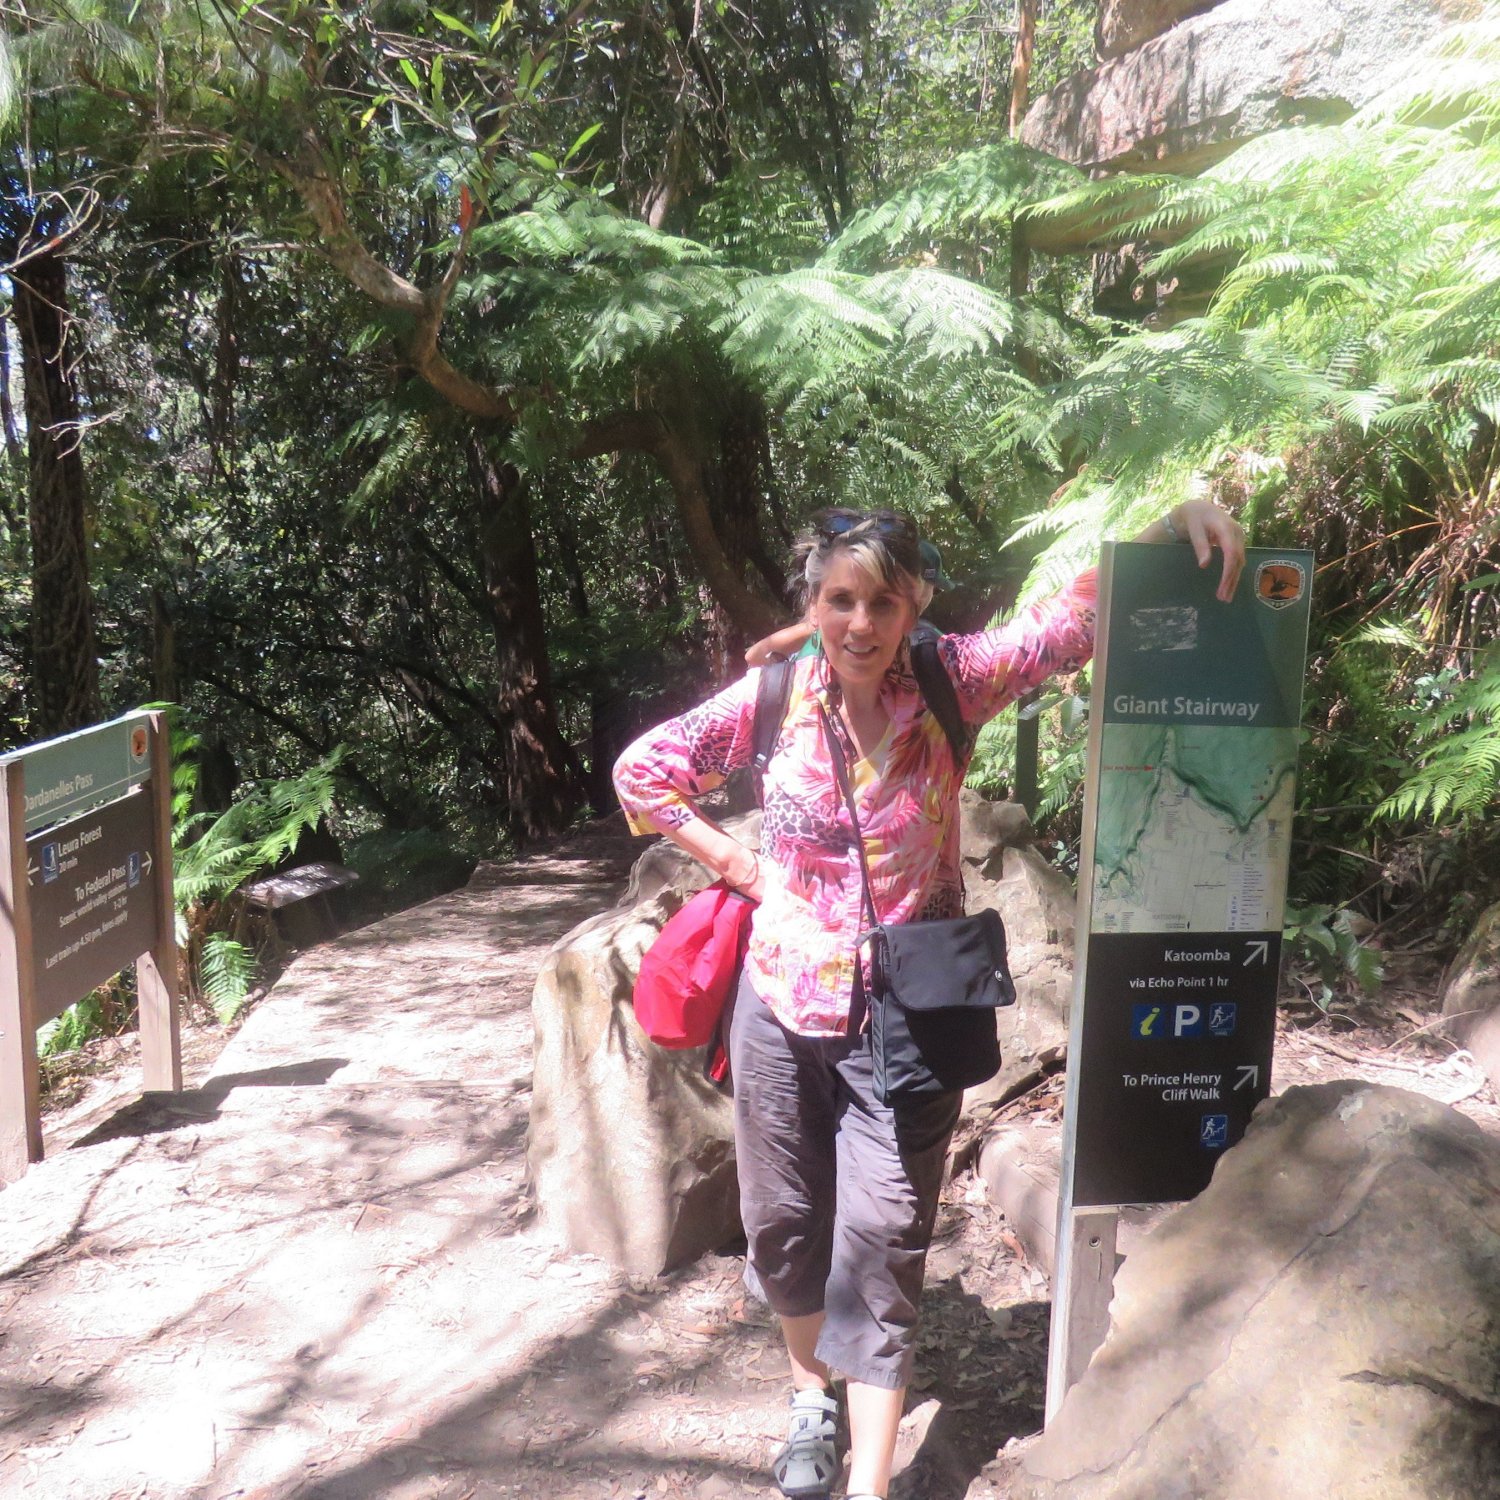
[1254,560,1305,610]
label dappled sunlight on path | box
[0,833,1049,1499]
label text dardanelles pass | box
[1112,695,1263,721]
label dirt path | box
[0,835,1049,1500]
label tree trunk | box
[0,313,24,470]
[714,392,787,598]
[575,410,782,642]
[151,588,177,703]
[468,439,582,841]
[554,512,630,816]
[14,240,101,737]
[1009,0,1038,137]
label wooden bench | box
[242,861,359,947]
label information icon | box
[1131,1004,1164,1039]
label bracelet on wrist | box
[729,852,760,892]
[1160,508,1186,543]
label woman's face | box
[811,552,919,689]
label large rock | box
[959,790,1077,1105]
[992,1082,1500,1499]
[526,816,758,1277]
[1096,0,1226,61]
[1022,0,1456,176]
[527,797,1075,1274]
[1441,897,1500,1097]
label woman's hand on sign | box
[1178,497,1246,603]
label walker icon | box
[41,842,60,884]
[127,852,141,888]
[1200,1114,1229,1149]
[1208,1002,1238,1037]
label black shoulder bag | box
[818,702,1015,1105]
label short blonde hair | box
[794,509,932,615]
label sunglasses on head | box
[816,512,919,549]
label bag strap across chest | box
[750,625,968,802]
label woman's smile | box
[812,555,917,684]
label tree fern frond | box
[824,142,1080,268]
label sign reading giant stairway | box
[1067,544,1313,1207]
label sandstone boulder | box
[526,816,757,1277]
[1022,0,1454,178]
[992,1082,1500,1500]
[959,790,1076,1106]
[1441,897,1500,1097]
[1096,0,1226,61]
[528,796,1076,1275]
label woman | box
[614,501,1244,1500]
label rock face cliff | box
[1023,0,1461,177]
[1021,0,1467,323]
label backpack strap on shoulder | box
[751,656,796,804]
[908,622,970,767]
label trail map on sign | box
[1092,722,1298,935]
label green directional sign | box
[1048,542,1315,1418]
[1066,543,1313,1207]
[3,712,154,835]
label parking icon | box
[1172,1004,1205,1038]
[1200,1114,1229,1149]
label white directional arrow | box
[1235,1064,1260,1091]
[26,858,38,887]
[1243,940,1270,966]
[142,851,154,876]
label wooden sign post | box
[0,712,179,1184]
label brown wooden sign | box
[27,789,161,1028]
[1,712,179,1184]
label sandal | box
[772,1386,841,1499]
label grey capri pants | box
[729,971,963,1389]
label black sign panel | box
[27,790,160,1026]
[1071,930,1278,1206]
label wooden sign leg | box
[1045,1205,1119,1423]
[137,714,180,1093]
[0,763,42,1182]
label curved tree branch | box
[284,131,515,422]
[574,409,781,638]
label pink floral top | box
[613,571,1098,1037]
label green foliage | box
[825,143,1082,270]
[1283,901,1386,1011]
[1378,652,1500,822]
[343,827,477,910]
[38,992,111,1057]
[174,751,345,909]
[1007,16,1500,623]
[173,750,345,1018]
[8,0,1496,999]
[969,678,1090,830]
[196,934,258,1024]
